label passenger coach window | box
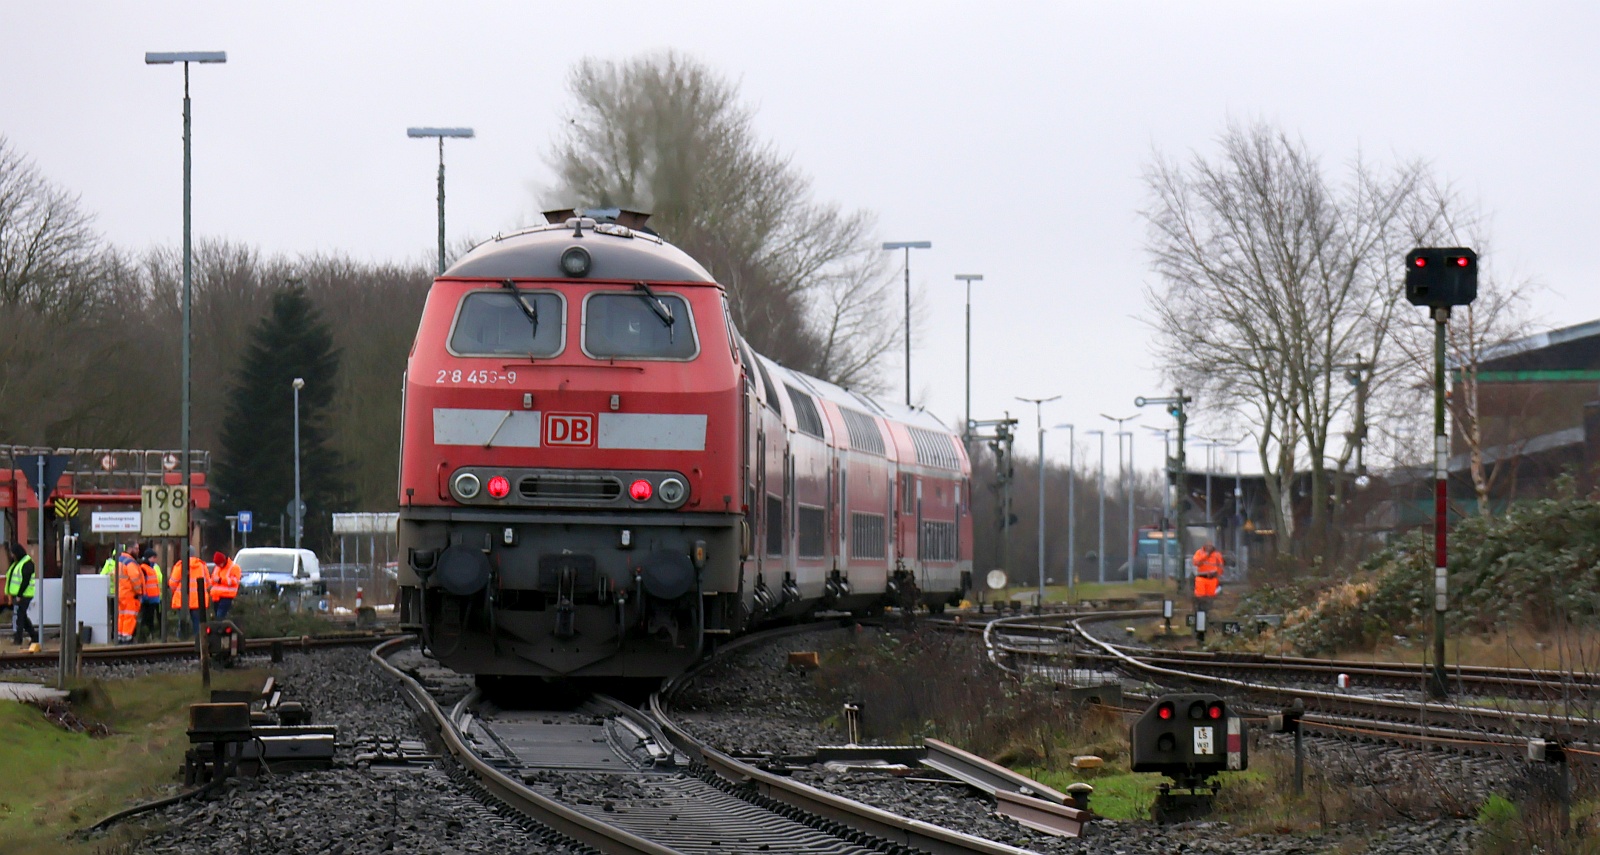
[583,292,697,359]
[450,291,564,356]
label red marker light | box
[1208,703,1224,720]
[1157,703,1174,720]
[1454,256,1469,267]
[487,476,511,499]
[630,479,653,501]
[1413,257,1427,268]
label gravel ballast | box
[671,623,1497,855]
[96,644,586,854]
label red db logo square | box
[544,413,595,447]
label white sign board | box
[29,575,110,644]
[331,512,399,535]
[141,485,188,537]
[92,511,143,533]
[1193,725,1216,756]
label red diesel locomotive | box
[398,211,972,677]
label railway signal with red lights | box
[1404,247,1478,308]
[1131,693,1248,781]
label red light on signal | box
[1453,256,1469,267]
[487,476,511,499]
[1208,703,1224,720]
[1413,257,1427,268]
[1157,703,1174,720]
[630,479,653,501]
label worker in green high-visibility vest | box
[5,542,40,647]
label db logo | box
[544,412,596,447]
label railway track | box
[375,631,1041,855]
[0,630,406,670]
[982,611,1600,762]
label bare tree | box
[546,52,899,392]
[1142,122,1453,553]
[0,135,107,318]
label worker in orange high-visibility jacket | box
[169,554,210,638]
[115,553,142,643]
[1192,541,1224,611]
[209,551,240,621]
[137,550,163,641]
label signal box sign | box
[93,511,142,533]
[544,413,595,447]
[141,485,189,537]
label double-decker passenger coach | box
[398,211,971,678]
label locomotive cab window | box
[449,290,565,357]
[582,291,698,360]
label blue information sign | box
[237,510,254,533]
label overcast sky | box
[4,2,1590,479]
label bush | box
[1262,489,1600,655]
[224,593,334,638]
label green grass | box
[1021,767,1162,819]
[0,669,266,854]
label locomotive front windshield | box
[583,292,697,359]
[449,290,565,356]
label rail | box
[370,637,677,855]
[983,612,1600,759]
[652,623,1042,855]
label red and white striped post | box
[1431,306,1450,700]
[356,586,364,609]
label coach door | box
[836,456,848,567]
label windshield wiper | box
[501,279,539,339]
[632,281,675,329]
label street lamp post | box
[956,274,984,447]
[1101,413,1139,580]
[1053,423,1076,604]
[1017,396,1060,610]
[882,241,932,407]
[293,378,305,551]
[146,49,226,614]
[407,127,475,275]
[1087,430,1106,583]
[1115,432,1134,581]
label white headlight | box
[560,246,591,277]
[453,472,481,499]
[658,477,687,505]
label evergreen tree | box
[214,284,351,550]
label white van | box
[233,547,324,594]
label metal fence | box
[327,512,399,607]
